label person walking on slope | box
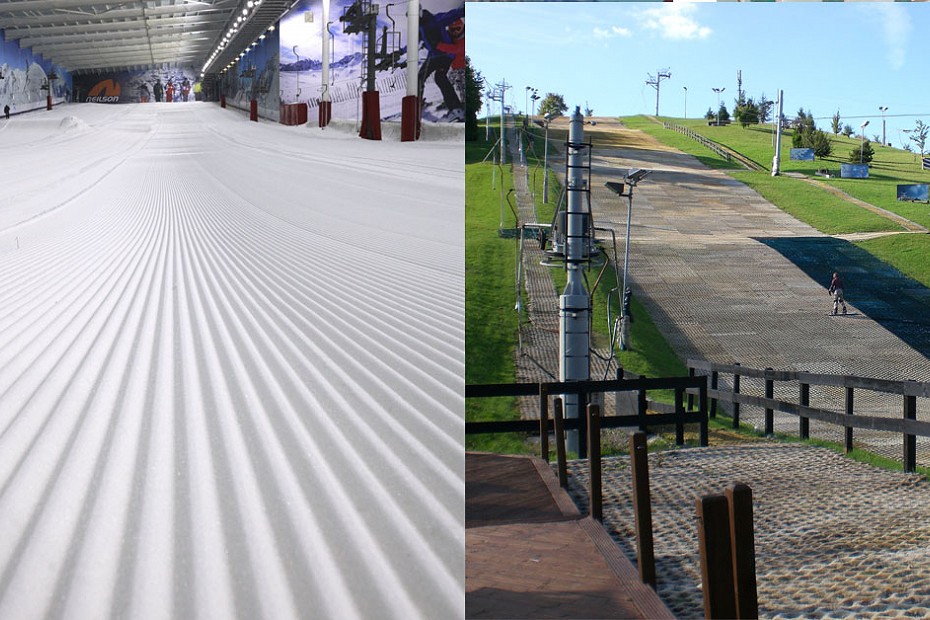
[829,272,847,315]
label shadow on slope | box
[758,236,930,356]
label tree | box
[757,93,773,124]
[717,104,730,122]
[831,110,841,136]
[809,129,833,159]
[842,124,854,138]
[849,140,874,164]
[584,102,594,117]
[538,92,568,118]
[464,56,483,142]
[910,120,929,158]
[704,107,716,121]
[734,97,760,128]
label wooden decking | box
[465,452,674,619]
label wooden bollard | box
[587,404,602,521]
[553,398,568,488]
[726,484,758,619]
[630,431,656,589]
[539,385,549,463]
[697,484,758,619]
[696,494,736,619]
[675,388,685,446]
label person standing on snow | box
[829,272,848,315]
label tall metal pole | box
[772,89,783,176]
[879,106,887,146]
[712,87,725,125]
[683,86,687,119]
[543,119,550,203]
[560,107,591,454]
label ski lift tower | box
[560,107,592,454]
[340,0,382,140]
[42,72,58,110]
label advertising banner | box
[74,68,200,104]
[0,33,72,113]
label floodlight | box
[605,181,625,197]
[861,120,870,129]
[625,168,652,185]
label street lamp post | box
[860,119,870,164]
[683,86,687,119]
[879,106,888,146]
[712,87,725,125]
[533,113,556,203]
[605,169,651,351]
[531,90,539,119]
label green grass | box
[465,129,528,454]
[727,171,902,234]
[856,234,930,288]
[650,116,930,230]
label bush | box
[849,140,874,164]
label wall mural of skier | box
[279,0,464,124]
[0,33,72,115]
[222,27,281,121]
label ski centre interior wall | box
[53,0,465,126]
[0,33,73,115]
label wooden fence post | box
[904,386,917,473]
[539,385,549,462]
[764,369,774,436]
[726,484,758,619]
[732,363,741,429]
[630,431,656,589]
[700,377,709,447]
[688,366,696,411]
[799,381,810,440]
[845,387,854,454]
[638,385,648,433]
[675,388,685,446]
[710,370,719,419]
[587,404,602,521]
[578,391,588,460]
[696,494,736,619]
[553,398,568,488]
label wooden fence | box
[662,121,733,162]
[688,359,930,472]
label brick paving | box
[465,452,674,619]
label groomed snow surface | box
[0,103,464,619]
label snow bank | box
[0,102,464,619]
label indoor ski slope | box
[0,103,464,619]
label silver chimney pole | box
[560,107,591,454]
[772,89,783,177]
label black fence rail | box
[466,374,708,460]
[688,359,930,472]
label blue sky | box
[467,2,928,148]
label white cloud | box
[593,25,631,40]
[635,5,711,40]
[874,3,911,70]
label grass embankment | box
[465,130,526,454]
[631,115,930,293]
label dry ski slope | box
[0,103,463,619]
